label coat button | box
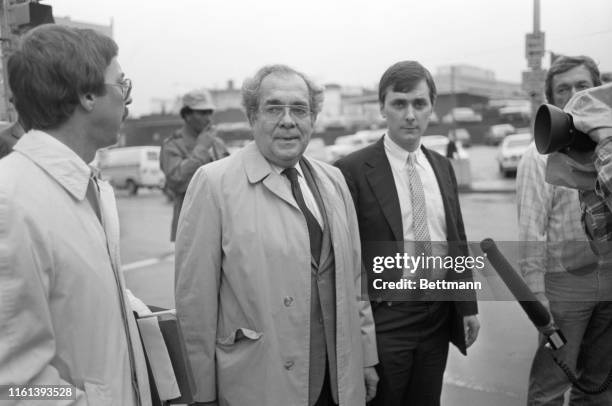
[284,360,294,370]
[283,296,294,307]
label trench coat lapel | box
[242,142,298,210]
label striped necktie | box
[407,153,431,246]
[404,153,432,282]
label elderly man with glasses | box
[0,25,151,404]
[175,64,379,406]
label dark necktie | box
[283,167,323,263]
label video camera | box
[534,83,612,155]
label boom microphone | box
[480,238,566,350]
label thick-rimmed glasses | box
[261,104,310,120]
[105,78,132,102]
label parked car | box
[499,105,531,127]
[326,143,356,163]
[449,128,471,148]
[95,146,165,195]
[326,129,386,162]
[429,112,440,125]
[353,129,385,144]
[484,123,516,146]
[422,135,468,159]
[304,138,331,162]
[496,132,532,177]
[422,135,471,188]
[442,107,482,123]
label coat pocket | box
[84,381,115,406]
[216,327,267,402]
[216,327,263,346]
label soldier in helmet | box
[160,89,228,241]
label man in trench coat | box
[175,64,378,406]
[0,25,150,404]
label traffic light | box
[9,1,54,29]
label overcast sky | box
[49,0,612,117]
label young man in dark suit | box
[335,60,479,406]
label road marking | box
[444,374,520,399]
[122,251,174,272]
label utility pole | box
[450,65,456,140]
[0,0,16,121]
[522,0,546,121]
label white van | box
[95,146,165,195]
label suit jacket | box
[175,142,378,406]
[335,137,478,355]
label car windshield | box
[494,125,513,132]
[506,139,530,148]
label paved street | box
[118,145,536,405]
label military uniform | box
[160,125,228,241]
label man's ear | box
[79,92,96,112]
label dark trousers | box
[528,271,612,405]
[371,302,451,406]
[314,358,337,406]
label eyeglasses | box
[105,78,132,102]
[261,104,310,120]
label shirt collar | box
[13,130,93,201]
[383,134,424,166]
[270,161,305,178]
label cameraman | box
[517,55,612,405]
[567,82,612,250]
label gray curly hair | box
[241,64,324,123]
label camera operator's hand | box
[534,291,550,313]
[534,291,554,325]
[564,89,612,143]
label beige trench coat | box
[0,131,150,405]
[175,142,378,406]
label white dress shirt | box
[384,135,447,244]
[270,161,324,228]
